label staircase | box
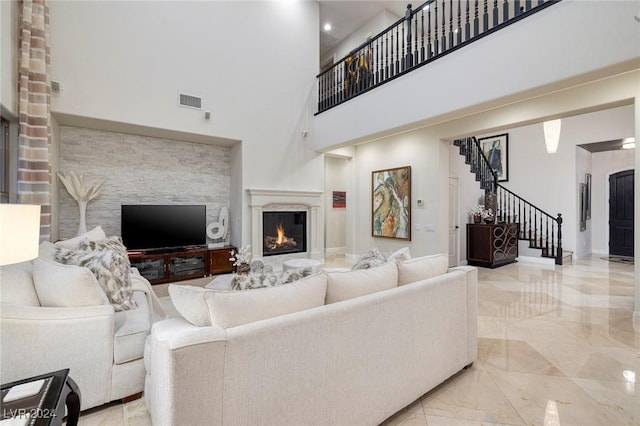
[454,136,564,265]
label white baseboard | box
[516,256,555,266]
[325,246,346,254]
[591,249,608,255]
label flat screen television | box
[121,204,206,251]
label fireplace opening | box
[263,211,307,256]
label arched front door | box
[609,170,634,257]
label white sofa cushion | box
[54,226,107,249]
[325,261,398,304]
[206,273,327,328]
[168,285,211,327]
[113,292,150,364]
[0,261,40,306]
[38,241,57,261]
[32,258,110,307]
[169,273,328,328]
[396,253,449,286]
[387,246,412,262]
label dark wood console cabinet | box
[208,246,236,275]
[467,223,519,268]
[128,246,236,284]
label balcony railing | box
[316,0,560,114]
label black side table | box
[1,369,81,426]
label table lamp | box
[0,204,41,265]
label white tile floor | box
[73,255,638,425]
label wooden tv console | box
[128,246,236,285]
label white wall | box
[575,146,592,258]
[324,156,349,252]
[315,1,640,150]
[47,1,321,248]
[591,148,635,255]
[352,128,448,258]
[0,0,19,116]
[329,8,400,62]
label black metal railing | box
[317,0,560,113]
[454,136,563,265]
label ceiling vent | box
[178,93,202,110]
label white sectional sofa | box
[144,254,477,426]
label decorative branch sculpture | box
[57,171,105,236]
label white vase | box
[77,200,88,236]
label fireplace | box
[262,211,307,256]
[247,189,323,260]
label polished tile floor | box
[75,256,638,426]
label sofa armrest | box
[144,318,227,426]
[0,304,115,409]
[448,266,478,362]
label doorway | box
[448,177,460,267]
[609,170,634,257]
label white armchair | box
[0,259,163,410]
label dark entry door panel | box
[609,170,634,257]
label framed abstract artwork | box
[478,133,509,182]
[332,191,346,208]
[371,166,411,240]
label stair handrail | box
[317,0,562,114]
[457,136,564,265]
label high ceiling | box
[319,1,408,59]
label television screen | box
[121,205,206,251]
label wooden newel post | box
[405,4,413,68]
[555,213,563,265]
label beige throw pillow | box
[396,253,448,285]
[169,273,328,328]
[0,261,40,306]
[32,258,110,307]
[168,285,211,327]
[54,226,107,249]
[325,261,398,304]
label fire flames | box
[276,222,285,245]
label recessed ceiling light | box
[324,23,332,31]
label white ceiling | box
[319,1,408,59]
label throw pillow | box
[0,261,40,306]
[387,247,412,262]
[168,285,211,327]
[55,236,137,311]
[230,267,315,290]
[351,248,387,270]
[38,241,57,261]
[326,261,398,304]
[396,253,449,285]
[32,258,110,307]
[54,226,107,249]
[205,273,328,328]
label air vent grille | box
[178,93,202,110]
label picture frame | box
[585,173,592,219]
[332,191,346,208]
[478,133,509,182]
[580,183,587,231]
[372,166,411,240]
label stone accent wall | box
[58,126,231,244]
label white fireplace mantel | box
[247,189,324,260]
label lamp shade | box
[0,204,41,265]
[543,119,562,154]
